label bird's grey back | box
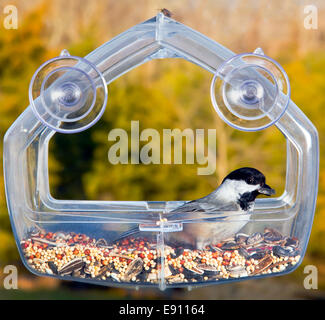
[165,190,241,222]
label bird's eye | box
[247,177,254,184]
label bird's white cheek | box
[219,180,259,201]
[234,181,259,195]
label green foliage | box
[48,60,285,204]
[0,6,51,263]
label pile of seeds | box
[21,227,301,286]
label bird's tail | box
[113,226,140,243]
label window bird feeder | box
[3,13,319,290]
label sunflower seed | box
[196,264,220,276]
[272,245,296,257]
[284,237,299,248]
[235,233,249,245]
[228,266,248,278]
[238,247,250,259]
[221,241,239,250]
[123,258,143,281]
[95,238,108,247]
[246,232,264,246]
[264,228,283,244]
[58,258,85,276]
[47,261,58,275]
[251,255,273,275]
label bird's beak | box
[258,184,275,196]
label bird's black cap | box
[222,167,265,185]
[222,167,275,196]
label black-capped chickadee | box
[115,167,275,250]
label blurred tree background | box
[0,0,324,299]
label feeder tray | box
[3,13,319,290]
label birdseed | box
[21,227,301,287]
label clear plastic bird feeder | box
[3,14,319,290]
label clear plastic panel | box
[3,13,319,289]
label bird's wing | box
[165,200,240,222]
[113,200,241,242]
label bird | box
[114,167,275,250]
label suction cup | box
[210,49,290,131]
[29,50,108,133]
